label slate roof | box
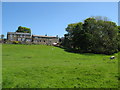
[32,35,57,38]
[7,32,31,35]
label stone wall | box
[32,37,59,45]
[7,33,31,42]
[7,32,59,45]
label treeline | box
[61,17,120,55]
[16,26,31,33]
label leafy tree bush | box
[0,34,4,39]
[118,26,120,33]
[63,17,119,55]
[16,26,31,33]
[12,41,21,44]
[118,26,120,51]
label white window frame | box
[18,38,21,41]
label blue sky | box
[2,2,118,37]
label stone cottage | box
[32,35,59,45]
[7,32,59,45]
[7,32,31,43]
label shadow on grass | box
[58,46,96,56]
[58,46,115,56]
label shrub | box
[12,41,21,44]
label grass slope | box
[2,44,119,88]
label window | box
[10,34,13,40]
[20,35,22,37]
[22,38,25,41]
[33,40,36,43]
[35,37,38,39]
[35,40,37,42]
[18,38,21,41]
[44,40,45,42]
[26,39,31,42]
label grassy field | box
[2,44,119,88]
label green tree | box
[0,34,4,39]
[118,26,120,33]
[83,18,118,54]
[65,23,78,48]
[63,16,118,55]
[16,26,31,33]
[117,26,120,51]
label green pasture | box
[2,44,119,88]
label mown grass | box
[2,44,119,88]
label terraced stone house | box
[7,32,31,43]
[7,32,59,45]
[32,35,59,45]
